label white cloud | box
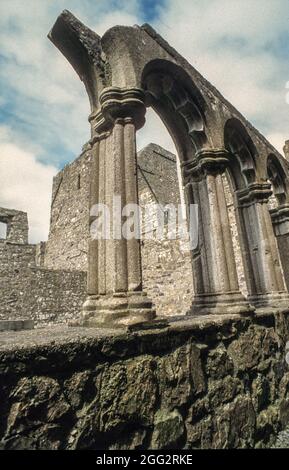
[137,108,176,154]
[0,1,140,242]
[1,0,289,243]
[154,0,289,153]
[0,126,57,243]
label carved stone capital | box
[270,204,289,236]
[182,148,230,183]
[89,87,146,133]
[236,182,273,206]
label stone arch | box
[224,119,288,307]
[49,11,289,326]
[140,60,251,315]
[266,154,289,291]
[224,118,257,189]
[142,59,210,159]
[267,154,288,205]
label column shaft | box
[187,181,206,295]
[215,174,239,291]
[206,173,230,292]
[123,119,142,292]
[113,119,128,293]
[87,140,100,296]
[98,137,107,295]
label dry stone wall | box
[0,311,288,449]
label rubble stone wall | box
[44,147,91,271]
[0,241,86,326]
[0,311,288,449]
[0,208,28,244]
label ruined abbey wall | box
[0,143,257,324]
[44,143,248,316]
[44,143,196,317]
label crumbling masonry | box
[1,10,289,449]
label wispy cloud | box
[0,125,57,243]
[155,0,289,152]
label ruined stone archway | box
[49,10,289,327]
[224,119,288,308]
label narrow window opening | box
[77,174,81,190]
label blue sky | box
[0,0,289,242]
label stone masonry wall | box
[0,241,86,327]
[0,311,288,449]
[44,143,248,316]
[44,146,91,271]
[44,143,195,316]
[138,144,193,316]
[0,207,28,244]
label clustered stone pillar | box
[235,183,289,308]
[183,148,253,315]
[82,87,156,328]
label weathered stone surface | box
[157,342,206,410]
[208,376,242,409]
[213,396,256,448]
[0,207,28,244]
[188,397,211,425]
[251,374,270,412]
[227,325,264,371]
[206,344,234,379]
[1,376,72,450]
[186,417,213,449]
[255,405,280,447]
[150,409,185,449]
[98,357,157,432]
[0,311,288,449]
[0,240,86,327]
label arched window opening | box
[137,108,193,316]
[224,119,256,189]
[224,119,287,305]
[267,155,287,206]
[222,172,248,297]
[267,155,289,291]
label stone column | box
[82,87,155,328]
[236,183,289,309]
[86,138,100,298]
[270,204,289,292]
[183,148,253,315]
